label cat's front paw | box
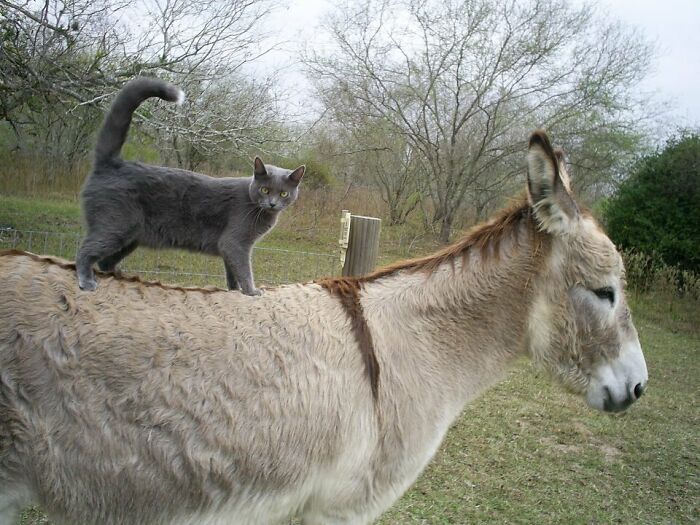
[242,287,262,296]
[78,276,98,291]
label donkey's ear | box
[553,147,573,193]
[526,130,578,234]
[288,165,305,186]
[254,157,267,178]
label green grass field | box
[2,193,698,525]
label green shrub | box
[603,132,700,273]
[283,156,335,189]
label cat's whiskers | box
[252,207,268,234]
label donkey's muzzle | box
[602,382,646,413]
[587,337,648,413]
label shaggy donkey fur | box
[0,131,647,524]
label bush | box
[621,249,700,300]
[604,132,700,273]
[291,156,336,189]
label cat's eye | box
[280,191,288,198]
[593,287,615,304]
[261,187,269,194]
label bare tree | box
[0,0,129,105]
[117,0,289,169]
[0,0,128,170]
[0,0,283,174]
[304,0,654,241]
[345,119,425,225]
[123,0,273,78]
[0,0,275,96]
[156,73,284,171]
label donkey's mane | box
[317,197,540,294]
[1,198,538,297]
[314,198,544,402]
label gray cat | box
[76,77,304,295]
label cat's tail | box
[94,77,185,166]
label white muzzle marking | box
[586,339,648,412]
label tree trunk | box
[439,213,454,244]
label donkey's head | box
[525,130,647,412]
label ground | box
[1,194,697,525]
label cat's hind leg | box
[76,233,132,291]
[97,240,139,273]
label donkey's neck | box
[357,223,545,504]
[363,221,544,416]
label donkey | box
[0,131,647,525]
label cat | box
[76,77,304,295]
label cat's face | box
[249,157,305,212]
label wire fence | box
[0,227,340,288]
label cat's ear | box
[288,165,305,186]
[254,157,267,178]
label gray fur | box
[76,77,304,295]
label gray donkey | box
[0,131,647,524]
[76,77,304,295]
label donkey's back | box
[0,251,376,525]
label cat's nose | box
[269,202,277,209]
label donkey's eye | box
[280,191,288,198]
[261,187,269,194]
[593,287,615,304]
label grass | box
[2,192,698,525]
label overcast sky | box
[601,0,700,126]
[256,0,700,130]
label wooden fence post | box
[339,210,351,270]
[340,213,382,277]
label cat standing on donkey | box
[76,77,304,295]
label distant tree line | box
[1,0,667,242]
[304,0,655,240]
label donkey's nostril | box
[633,383,645,399]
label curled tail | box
[94,77,184,165]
